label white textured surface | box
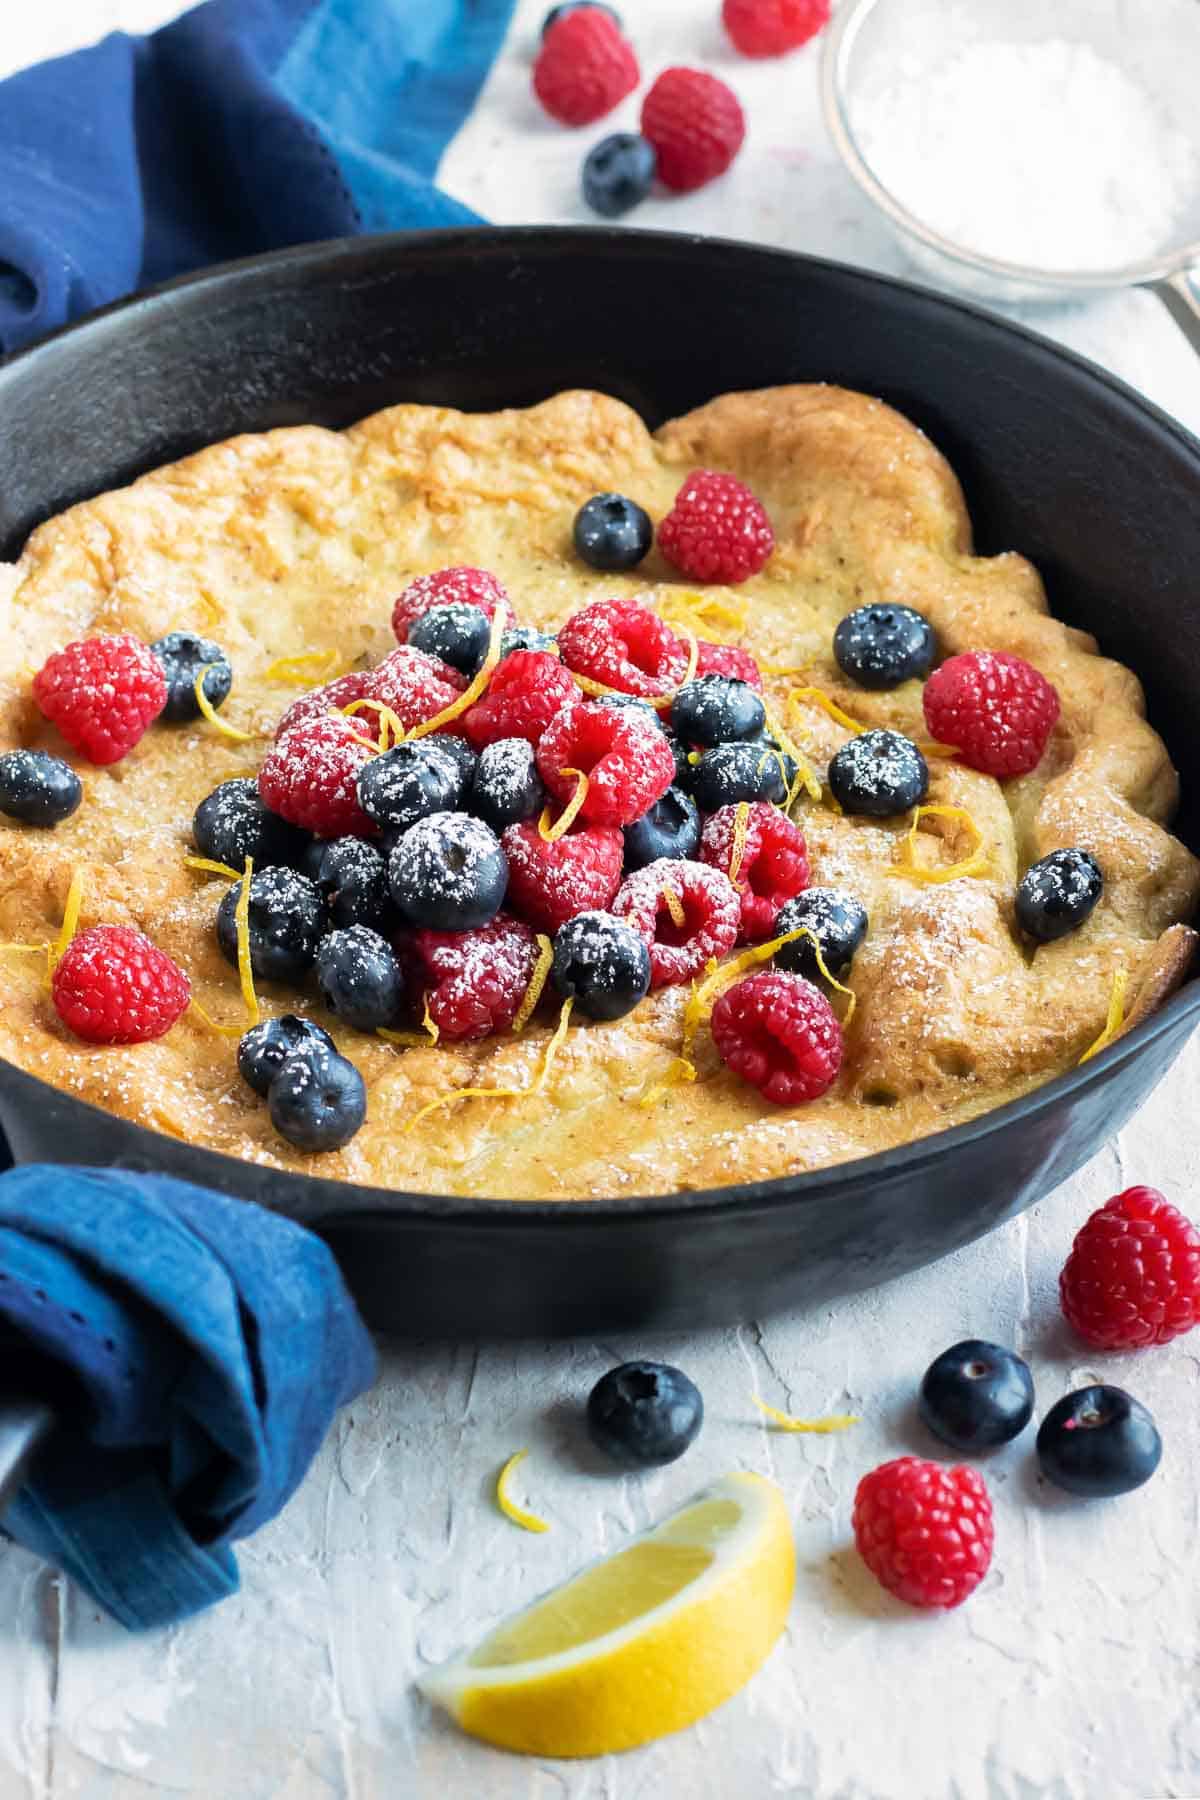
[3,4,1200,1797]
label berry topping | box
[33,633,167,766]
[536,700,675,828]
[1036,1386,1162,1498]
[700,802,809,941]
[773,887,868,981]
[853,1457,993,1610]
[623,785,701,869]
[388,812,508,930]
[694,640,764,690]
[670,674,765,747]
[923,650,1060,779]
[533,5,639,127]
[641,68,746,193]
[657,470,773,585]
[407,914,538,1041]
[501,625,557,659]
[723,0,830,58]
[150,630,233,721]
[581,133,657,219]
[542,0,621,36]
[365,645,467,732]
[828,729,929,817]
[357,741,467,833]
[315,925,405,1031]
[558,598,688,699]
[573,491,654,569]
[258,714,376,839]
[501,819,624,934]
[408,602,492,678]
[51,924,191,1045]
[391,567,507,646]
[710,968,841,1103]
[312,837,392,933]
[274,670,372,740]
[1015,848,1103,942]
[426,732,478,785]
[833,604,936,690]
[469,737,547,832]
[919,1341,1035,1452]
[552,910,651,1020]
[1059,1185,1200,1349]
[462,649,579,749]
[0,750,82,827]
[237,1014,335,1097]
[613,857,740,989]
[586,1361,704,1468]
[192,777,310,871]
[268,1040,366,1153]
[690,738,789,811]
[217,866,325,983]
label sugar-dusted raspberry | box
[274,671,373,741]
[658,471,775,585]
[711,968,840,1103]
[695,640,764,690]
[640,68,746,193]
[536,699,674,829]
[52,924,190,1044]
[613,857,740,989]
[259,714,376,838]
[722,0,829,57]
[364,645,466,733]
[406,914,538,1042]
[922,650,1060,779]
[33,633,167,766]
[699,802,809,941]
[852,1457,993,1610]
[533,6,639,127]
[462,650,579,750]
[501,819,624,934]
[557,598,688,699]
[391,567,508,646]
[1059,1185,1200,1349]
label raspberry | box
[613,857,740,989]
[710,968,841,1103]
[33,634,167,766]
[695,640,764,690]
[658,471,775,585]
[700,802,809,941]
[536,700,674,828]
[852,1457,994,1610]
[462,650,579,750]
[1059,1185,1200,1349]
[640,68,746,193]
[558,598,688,699]
[501,820,623,934]
[406,914,538,1042]
[274,671,373,740]
[52,924,191,1044]
[259,714,377,838]
[533,7,639,127]
[722,0,830,57]
[922,651,1060,780]
[391,568,508,646]
[365,646,466,733]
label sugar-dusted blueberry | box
[237,1013,335,1097]
[773,887,868,981]
[1015,848,1103,943]
[573,492,653,572]
[357,741,465,834]
[315,925,404,1031]
[919,1340,1035,1452]
[389,811,508,930]
[670,675,765,748]
[542,0,620,36]
[501,625,557,659]
[313,837,392,932]
[582,132,657,219]
[623,786,700,869]
[408,602,492,678]
[151,631,234,721]
[469,737,546,832]
[833,604,936,690]
[1036,1385,1162,1497]
[828,729,928,817]
[552,910,651,1021]
[587,1360,704,1467]
[429,733,478,785]
[192,777,310,870]
[0,749,82,827]
[690,739,787,811]
[268,1041,366,1152]
[217,865,325,983]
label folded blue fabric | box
[0,1165,376,1630]
[0,0,517,357]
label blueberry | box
[773,888,868,980]
[469,738,546,832]
[918,1340,1035,1452]
[587,1361,703,1468]
[389,812,508,930]
[268,1042,366,1152]
[670,675,765,748]
[833,604,936,690]
[237,1013,335,1097]
[151,631,234,722]
[663,728,693,789]
[1015,849,1103,943]
[573,491,654,571]
[0,750,82,827]
[315,925,404,1031]
[542,0,620,36]
[828,729,928,817]
[690,739,787,811]
[217,866,325,983]
[623,786,700,869]
[408,603,491,678]
[428,733,478,786]
[501,626,557,659]
[582,133,657,219]
[1036,1385,1162,1497]
[357,742,465,834]
[552,911,651,1021]
[313,837,392,932]
[192,778,310,870]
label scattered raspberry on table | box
[33,633,167,766]
[1060,1184,1200,1349]
[533,6,639,127]
[641,68,746,193]
[853,1456,994,1610]
[52,924,191,1045]
[722,0,830,57]
[710,967,840,1103]
[657,471,775,584]
[922,650,1060,779]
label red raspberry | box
[722,0,830,57]
[852,1457,994,1610]
[259,714,376,837]
[52,924,191,1044]
[695,640,764,690]
[922,651,1060,780]
[33,634,167,766]
[361,645,465,737]
[390,567,508,645]
[700,802,809,942]
[613,858,740,989]
[406,914,538,1042]
[462,650,579,750]
[1059,1185,1200,1349]
[533,8,639,127]
[501,820,623,934]
[536,700,674,829]
[711,969,840,1103]
[641,68,746,193]
[658,471,775,585]
[557,598,688,699]
[274,671,373,741]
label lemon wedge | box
[420,1471,794,1758]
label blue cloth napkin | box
[0,1165,376,1631]
[0,0,517,357]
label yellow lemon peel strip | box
[920,741,961,759]
[761,702,821,805]
[405,602,507,740]
[657,591,748,643]
[235,857,259,1027]
[422,993,440,1044]
[377,1027,431,1048]
[538,769,590,843]
[788,686,866,737]
[754,1398,860,1434]
[660,884,687,929]
[184,856,241,880]
[50,869,85,971]
[343,697,408,753]
[572,629,699,713]
[890,804,989,884]
[193,666,257,741]
[264,650,345,685]
[402,998,573,1134]
[495,1449,550,1534]
[1078,966,1128,1065]
[512,935,554,1034]
[189,1000,244,1038]
[727,801,751,888]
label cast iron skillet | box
[1,228,1198,1338]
